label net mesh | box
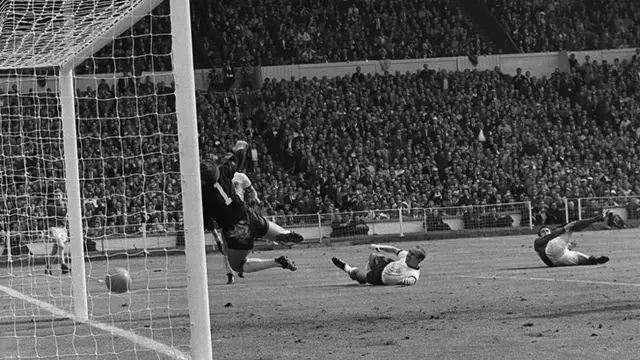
[0,0,154,70]
[0,1,197,358]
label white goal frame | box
[2,0,213,358]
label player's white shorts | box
[545,234,581,266]
[49,227,69,248]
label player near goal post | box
[201,140,304,281]
[208,168,262,285]
[44,188,71,275]
[220,163,295,284]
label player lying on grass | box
[534,211,610,267]
[201,140,304,280]
[332,244,427,286]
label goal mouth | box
[0,0,212,358]
[0,0,151,70]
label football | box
[105,267,132,294]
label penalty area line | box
[454,275,640,288]
[0,284,191,360]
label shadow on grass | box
[499,265,551,271]
[314,283,366,289]
[501,302,640,320]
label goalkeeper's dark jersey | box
[201,160,246,230]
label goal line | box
[0,284,190,360]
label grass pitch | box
[1,228,639,359]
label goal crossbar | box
[0,0,164,71]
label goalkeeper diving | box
[201,140,304,283]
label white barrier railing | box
[563,196,640,223]
[267,201,533,242]
[260,48,638,81]
[2,197,638,258]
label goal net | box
[0,1,212,359]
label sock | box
[264,221,290,242]
[571,213,605,232]
[222,254,234,274]
[344,264,355,273]
[242,258,280,273]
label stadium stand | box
[207,52,640,227]
[203,0,495,66]
[3,0,640,238]
[483,0,640,53]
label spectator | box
[205,0,493,66]
[5,8,640,239]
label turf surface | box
[1,228,639,359]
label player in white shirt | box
[44,190,71,275]
[331,244,427,286]
[233,172,257,205]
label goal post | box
[169,1,214,359]
[59,64,89,322]
[0,0,213,359]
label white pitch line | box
[455,275,640,288]
[0,284,191,360]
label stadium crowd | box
[484,0,640,53]
[78,0,494,74]
[202,0,491,66]
[72,0,640,75]
[3,0,640,240]
[208,53,640,228]
[4,53,640,236]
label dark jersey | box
[201,160,246,230]
[533,227,567,267]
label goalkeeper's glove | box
[369,244,381,252]
[400,277,417,286]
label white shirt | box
[232,172,253,202]
[381,250,421,285]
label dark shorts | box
[365,255,394,285]
[226,248,252,272]
[222,207,269,251]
